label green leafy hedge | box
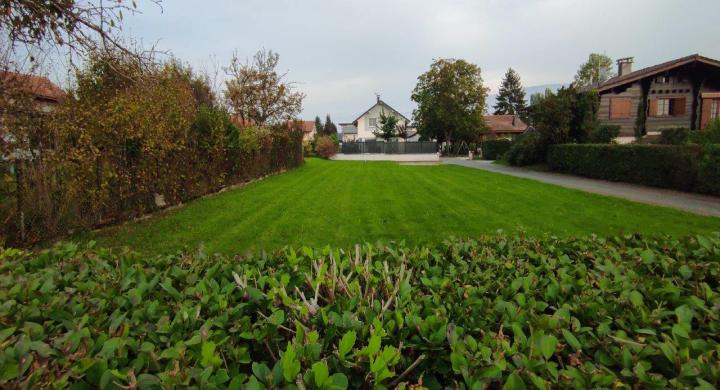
[480,139,512,160]
[689,119,720,144]
[588,125,620,144]
[2,234,720,388]
[547,144,715,193]
[505,131,547,166]
[659,128,689,145]
[697,144,720,195]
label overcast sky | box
[117,0,720,122]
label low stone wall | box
[331,153,440,162]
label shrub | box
[689,119,720,144]
[2,234,720,388]
[697,144,720,195]
[480,139,512,160]
[587,124,620,144]
[547,144,702,192]
[315,135,338,159]
[302,139,313,156]
[659,127,689,145]
[505,131,547,166]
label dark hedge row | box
[480,139,512,160]
[547,144,720,195]
[1,234,720,388]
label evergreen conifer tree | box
[493,68,528,122]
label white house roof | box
[351,99,411,125]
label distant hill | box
[486,83,567,112]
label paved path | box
[442,158,720,217]
[333,153,439,162]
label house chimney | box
[376,93,380,103]
[617,57,634,77]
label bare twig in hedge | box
[232,272,247,289]
[257,311,295,334]
[608,335,646,347]
[390,354,427,387]
[295,286,319,315]
[329,252,337,301]
[380,295,395,315]
[264,340,277,362]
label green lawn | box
[88,158,720,254]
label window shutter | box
[610,98,632,119]
[672,97,686,116]
[648,98,658,117]
[701,99,712,129]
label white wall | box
[356,102,409,140]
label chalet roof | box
[1,71,67,102]
[351,99,410,125]
[597,54,720,92]
[484,115,528,133]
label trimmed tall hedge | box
[547,144,720,195]
[480,139,512,160]
[2,234,720,388]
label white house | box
[341,96,419,141]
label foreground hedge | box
[547,144,720,195]
[1,234,720,388]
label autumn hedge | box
[0,53,304,246]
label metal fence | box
[341,141,437,154]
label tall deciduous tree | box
[574,53,615,88]
[324,114,337,137]
[529,86,599,144]
[493,68,528,122]
[224,49,305,126]
[411,58,488,145]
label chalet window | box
[368,117,377,127]
[609,98,632,119]
[656,98,670,116]
[670,98,686,116]
[712,100,719,120]
[649,97,686,117]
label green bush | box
[547,144,706,193]
[697,144,720,195]
[689,119,720,144]
[587,124,620,144]
[505,131,547,166]
[659,128,689,145]
[480,139,512,160]
[2,234,720,388]
[302,139,313,156]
